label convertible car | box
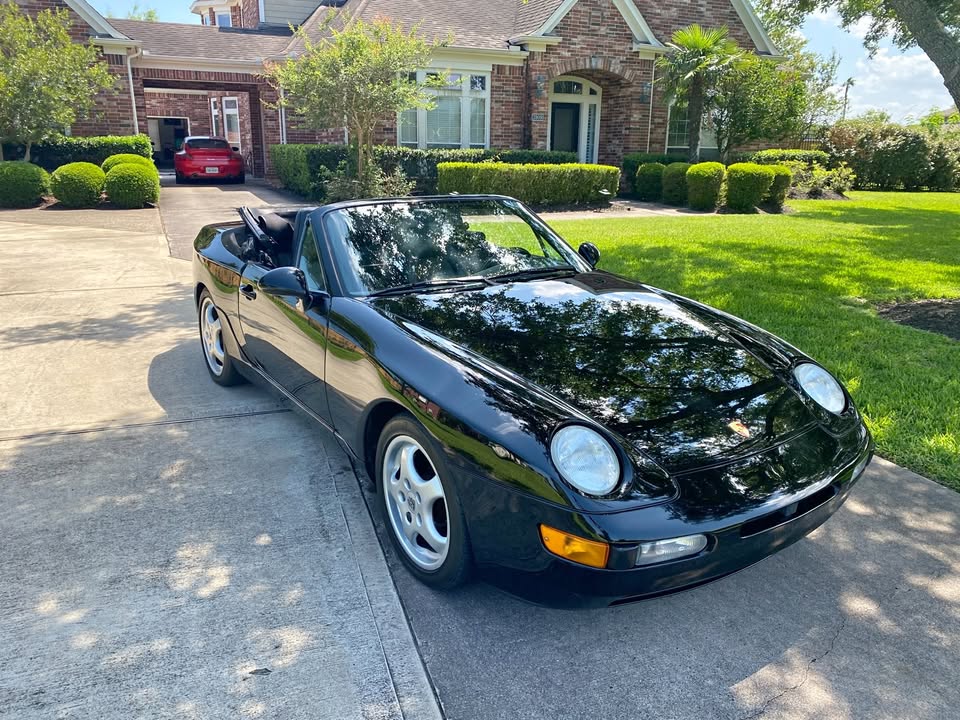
[193,195,872,608]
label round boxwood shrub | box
[0,161,50,208]
[662,162,692,205]
[102,153,156,174]
[635,162,665,201]
[764,165,793,211]
[50,162,105,208]
[726,163,776,213]
[686,162,726,210]
[105,162,161,208]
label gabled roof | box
[110,20,293,62]
[62,0,129,39]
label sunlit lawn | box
[550,192,960,490]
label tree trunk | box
[0,143,4,162]
[354,127,365,178]
[687,79,704,164]
[886,0,960,110]
[24,141,32,164]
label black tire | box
[197,289,246,387]
[237,173,246,185]
[376,414,471,590]
[175,173,185,185]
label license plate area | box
[205,167,219,174]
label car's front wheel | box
[198,290,245,386]
[376,414,471,589]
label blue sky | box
[92,1,954,122]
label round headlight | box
[793,363,846,414]
[550,425,621,496]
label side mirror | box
[258,267,309,300]
[232,146,241,152]
[578,242,600,268]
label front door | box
[550,103,580,154]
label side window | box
[297,221,325,292]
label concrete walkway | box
[0,205,441,720]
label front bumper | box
[461,428,873,608]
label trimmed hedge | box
[102,153,157,174]
[752,149,830,167]
[726,163,775,212]
[51,162,105,208]
[105,163,161,208]
[686,162,726,211]
[269,144,578,199]
[2,135,153,172]
[0,161,50,208]
[765,165,793,210]
[662,162,692,205]
[826,123,960,191]
[623,152,688,195]
[437,162,620,205]
[634,162,665,201]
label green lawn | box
[550,192,960,490]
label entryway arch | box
[547,75,602,164]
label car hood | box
[370,272,815,473]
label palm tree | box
[656,25,742,163]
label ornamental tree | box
[656,25,743,163]
[265,16,447,178]
[0,5,115,162]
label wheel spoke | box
[417,475,444,505]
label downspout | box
[645,57,656,153]
[127,46,142,135]
[279,88,288,144]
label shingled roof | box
[110,19,293,62]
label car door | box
[238,217,332,423]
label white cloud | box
[807,8,872,39]
[849,48,953,121]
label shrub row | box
[634,161,791,212]
[622,152,688,196]
[47,154,159,209]
[751,149,830,167]
[269,144,578,199]
[2,135,153,172]
[0,162,50,208]
[826,123,960,191]
[437,162,620,206]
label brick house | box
[16,0,778,177]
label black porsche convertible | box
[192,195,872,608]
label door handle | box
[240,283,257,300]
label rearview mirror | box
[258,267,309,300]
[578,242,600,268]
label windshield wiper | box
[488,266,578,284]
[366,276,492,299]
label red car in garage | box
[174,137,245,184]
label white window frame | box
[396,70,491,150]
[546,75,602,164]
[216,12,232,27]
[210,97,220,137]
[221,96,242,151]
[665,102,718,158]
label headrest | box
[257,212,294,248]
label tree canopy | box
[265,16,447,177]
[0,5,115,161]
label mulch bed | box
[878,299,960,341]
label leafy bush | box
[102,153,157,175]
[751,149,830,167]
[662,162,692,205]
[782,160,855,197]
[686,162,726,210]
[0,161,50,208]
[634,162,665,201]
[726,163,775,212]
[105,163,161,208]
[826,123,960,190]
[437,162,620,205]
[323,162,415,202]
[50,162,105,208]
[3,135,153,172]
[623,152,687,195]
[764,165,792,210]
[270,144,577,199]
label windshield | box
[323,199,587,296]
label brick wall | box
[231,5,242,27]
[490,64,525,149]
[71,52,138,136]
[14,0,93,41]
[635,0,758,51]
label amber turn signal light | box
[539,524,610,569]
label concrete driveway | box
[0,205,439,720]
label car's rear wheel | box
[376,415,471,589]
[198,290,245,386]
[175,172,185,185]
